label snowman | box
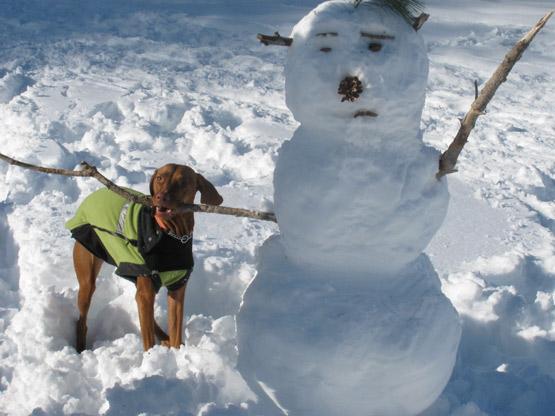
[237,1,461,415]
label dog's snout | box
[338,76,363,102]
[154,192,171,205]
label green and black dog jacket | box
[66,188,193,292]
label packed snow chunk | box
[237,237,461,416]
[0,68,35,103]
[274,129,448,275]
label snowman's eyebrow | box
[360,32,395,40]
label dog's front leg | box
[136,276,156,351]
[167,283,187,348]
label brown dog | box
[68,164,223,352]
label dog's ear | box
[149,169,158,196]
[196,174,223,206]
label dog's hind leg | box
[74,241,103,353]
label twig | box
[360,32,396,40]
[177,202,277,223]
[436,10,554,180]
[257,32,293,47]
[0,152,277,223]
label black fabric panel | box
[137,207,195,272]
[116,266,163,294]
[115,262,151,280]
[70,224,116,266]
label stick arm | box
[436,10,554,180]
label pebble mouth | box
[354,110,378,118]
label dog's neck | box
[154,212,194,237]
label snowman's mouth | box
[354,110,378,118]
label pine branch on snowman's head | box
[354,0,425,26]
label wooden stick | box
[257,32,293,47]
[360,32,396,40]
[0,152,277,223]
[436,10,554,180]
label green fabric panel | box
[66,188,145,267]
[96,232,143,267]
[159,270,189,287]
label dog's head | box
[149,164,223,221]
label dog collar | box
[154,215,169,230]
[154,215,193,244]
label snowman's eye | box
[320,47,332,53]
[369,43,382,52]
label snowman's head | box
[285,0,429,141]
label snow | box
[0,0,554,415]
[238,239,460,416]
[275,1,446,275]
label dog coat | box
[66,188,194,292]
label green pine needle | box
[355,0,425,25]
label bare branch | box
[257,32,293,47]
[178,202,277,223]
[436,10,554,180]
[0,152,89,177]
[0,152,148,204]
[0,152,277,223]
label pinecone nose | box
[338,76,363,102]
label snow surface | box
[0,0,554,415]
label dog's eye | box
[156,176,163,182]
[180,180,189,187]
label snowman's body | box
[274,125,448,276]
[237,2,461,415]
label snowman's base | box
[237,236,461,416]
